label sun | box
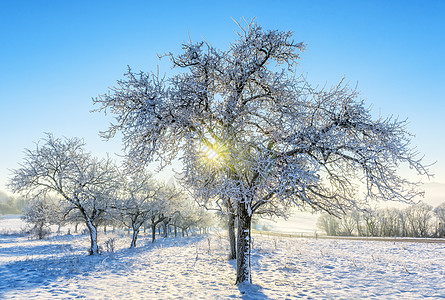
[201,144,220,161]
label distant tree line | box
[0,191,27,215]
[317,202,445,238]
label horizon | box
[1,1,444,201]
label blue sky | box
[1,0,444,194]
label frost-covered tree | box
[173,195,214,236]
[21,196,60,239]
[349,209,366,236]
[405,202,433,237]
[62,207,87,234]
[377,208,403,237]
[9,134,119,255]
[94,21,430,283]
[339,212,356,236]
[434,202,445,237]
[362,211,381,236]
[143,183,182,243]
[114,172,160,248]
[186,192,236,258]
[316,213,340,236]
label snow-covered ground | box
[1,216,444,299]
[256,211,319,234]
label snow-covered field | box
[256,211,319,234]
[1,217,444,299]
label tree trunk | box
[151,224,156,243]
[228,212,237,260]
[86,219,99,255]
[163,223,168,238]
[236,205,252,284]
[36,222,45,239]
[130,226,140,248]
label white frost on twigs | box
[93,21,431,218]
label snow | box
[257,211,319,234]
[0,215,24,233]
[1,216,444,299]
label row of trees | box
[317,202,445,238]
[10,134,214,253]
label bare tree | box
[377,208,403,237]
[114,172,160,248]
[433,202,445,237]
[338,213,356,236]
[363,211,381,236]
[316,213,340,236]
[173,196,214,236]
[93,21,430,284]
[350,210,366,236]
[144,183,182,243]
[9,134,119,255]
[405,202,433,237]
[21,196,60,239]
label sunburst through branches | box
[198,142,228,168]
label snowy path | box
[1,232,444,299]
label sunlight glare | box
[207,149,218,160]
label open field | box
[1,216,444,299]
[253,229,445,244]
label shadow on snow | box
[227,250,269,300]
[0,234,207,297]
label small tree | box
[94,21,430,284]
[143,183,182,243]
[9,134,119,255]
[350,210,365,236]
[339,213,356,236]
[317,213,340,236]
[433,202,445,237]
[115,172,160,248]
[362,211,380,237]
[174,196,214,236]
[22,196,59,239]
[377,208,403,237]
[62,208,87,234]
[405,202,433,237]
